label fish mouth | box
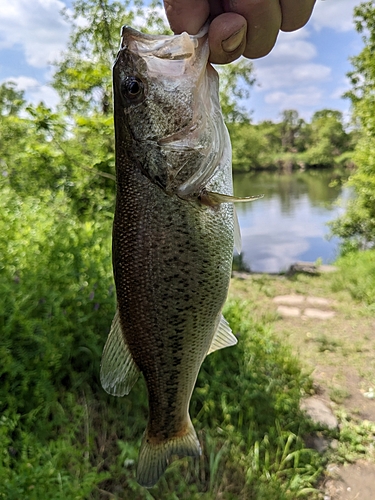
[118,26,209,80]
[119,25,209,62]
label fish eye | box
[121,76,145,103]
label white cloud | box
[0,0,70,67]
[4,76,38,89]
[252,26,330,94]
[2,75,60,107]
[266,29,317,63]
[254,63,331,90]
[264,86,323,108]
[311,0,361,32]
[270,39,317,62]
[292,63,331,82]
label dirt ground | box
[229,271,375,499]
[324,461,375,499]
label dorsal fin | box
[207,315,237,355]
[100,309,140,396]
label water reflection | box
[233,169,349,273]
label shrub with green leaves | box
[332,249,375,306]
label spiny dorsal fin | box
[100,309,140,396]
[207,315,237,355]
[233,205,242,254]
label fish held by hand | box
[100,25,259,488]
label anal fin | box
[100,308,140,396]
[207,315,237,355]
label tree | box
[228,122,268,171]
[216,59,255,123]
[278,109,308,153]
[331,1,375,247]
[52,0,170,115]
[303,109,351,166]
[0,82,25,116]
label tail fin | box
[136,418,201,488]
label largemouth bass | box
[100,25,258,488]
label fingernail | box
[221,26,246,53]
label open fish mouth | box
[120,24,208,55]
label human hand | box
[163,0,316,64]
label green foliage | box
[228,122,268,170]
[331,1,375,245]
[55,0,136,115]
[302,110,353,167]
[0,416,108,500]
[229,109,354,172]
[0,96,115,219]
[3,104,72,196]
[331,249,375,306]
[0,185,114,432]
[331,412,375,464]
[216,59,255,123]
[0,82,25,116]
[0,183,115,498]
[54,0,169,115]
[330,134,375,245]
[279,110,308,153]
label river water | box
[233,168,350,273]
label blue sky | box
[0,0,363,123]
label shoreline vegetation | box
[227,110,357,174]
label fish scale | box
[114,163,233,444]
[100,25,258,488]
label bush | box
[332,249,375,306]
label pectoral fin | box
[207,315,237,355]
[100,309,140,396]
[200,191,264,207]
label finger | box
[280,0,316,32]
[208,13,247,64]
[163,0,210,35]
[223,0,282,59]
